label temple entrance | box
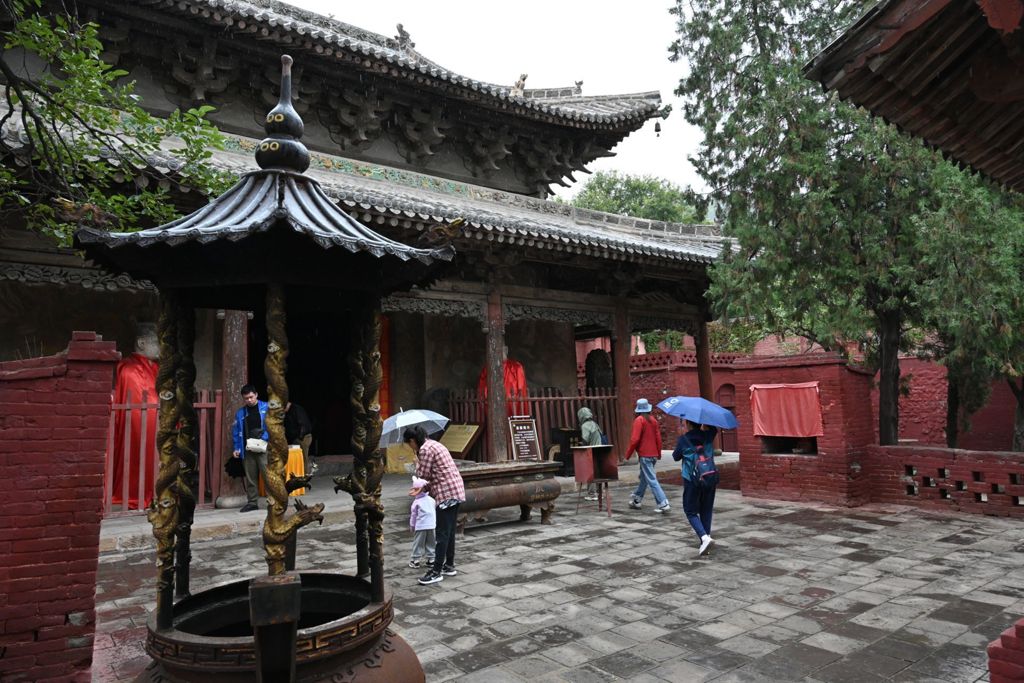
[248,309,353,456]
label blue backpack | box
[676,434,719,488]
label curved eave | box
[75,170,453,266]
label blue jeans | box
[632,457,668,506]
[682,478,716,540]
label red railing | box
[448,388,620,461]
[103,389,223,516]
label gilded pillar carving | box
[149,293,181,630]
[262,284,324,576]
[173,300,198,599]
[333,304,386,601]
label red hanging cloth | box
[110,354,159,509]
[477,359,528,415]
[750,381,824,437]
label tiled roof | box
[200,140,725,266]
[140,0,666,127]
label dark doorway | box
[248,309,353,456]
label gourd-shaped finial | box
[255,55,310,172]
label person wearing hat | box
[407,476,436,569]
[624,398,669,513]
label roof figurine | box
[511,74,528,97]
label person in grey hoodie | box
[577,406,604,500]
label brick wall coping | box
[872,444,1024,461]
[0,332,119,382]
[732,352,874,375]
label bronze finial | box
[255,54,311,173]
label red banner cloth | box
[750,381,824,437]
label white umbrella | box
[379,408,449,447]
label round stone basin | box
[142,573,423,682]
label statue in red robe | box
[110,325,160,509]
[477,357,528,416]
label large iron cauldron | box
[139,573,423,682]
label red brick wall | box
[989,618,1024,682]
[732,355,875,507]
[870,358,1014,450]
[0,332,119,682]
[866,444,1024,517]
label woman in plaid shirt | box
[405,426,465,585]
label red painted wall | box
[0,332,119,682]
[871,358,1014,450]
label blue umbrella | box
[656,396,738,429]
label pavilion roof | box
[804,0,1024,193]
[141,0,666,130]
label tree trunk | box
[945,374,959,448]
[1009,377,1024,452]
[877,310,901,446]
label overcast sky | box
[281,0,704,198]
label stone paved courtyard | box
[93,483,1024,682]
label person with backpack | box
[624,398,669,513]
[672,420,720,555]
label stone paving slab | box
[91,480,1024,682]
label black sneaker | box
[239,503,257,513]
[441,565,457,576]
[418,570,443,585]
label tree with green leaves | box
[0,0,230,246]
[571,170,699,224]
[915,164,1024,449]
[670,0,974,444]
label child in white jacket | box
[408,476,436,568]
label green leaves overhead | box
[0,0,232,244]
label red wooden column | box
[612,303,633,452]
[217,309,248,503]
[695,317,714,401]
[485,290,509,462]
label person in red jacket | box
[624,398,669,512]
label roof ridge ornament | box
[255,54,310,173]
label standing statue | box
[110,323,160,509]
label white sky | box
[281,0,705,198]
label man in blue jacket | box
[232,384,269,512]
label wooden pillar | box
[695,317,714,401]
[217,310,248,504]
[485,290,509,462]
[612,304,633,451]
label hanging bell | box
[655,121,662,137]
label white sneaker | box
[699,535,714,556]
[628,497,642,510]
[654,503,671,513]
[584,494,599,501]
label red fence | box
[448,388,620,461]
[103,389,223,516]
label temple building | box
[0,0,727,476]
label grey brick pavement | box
[92,483,1024,682]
